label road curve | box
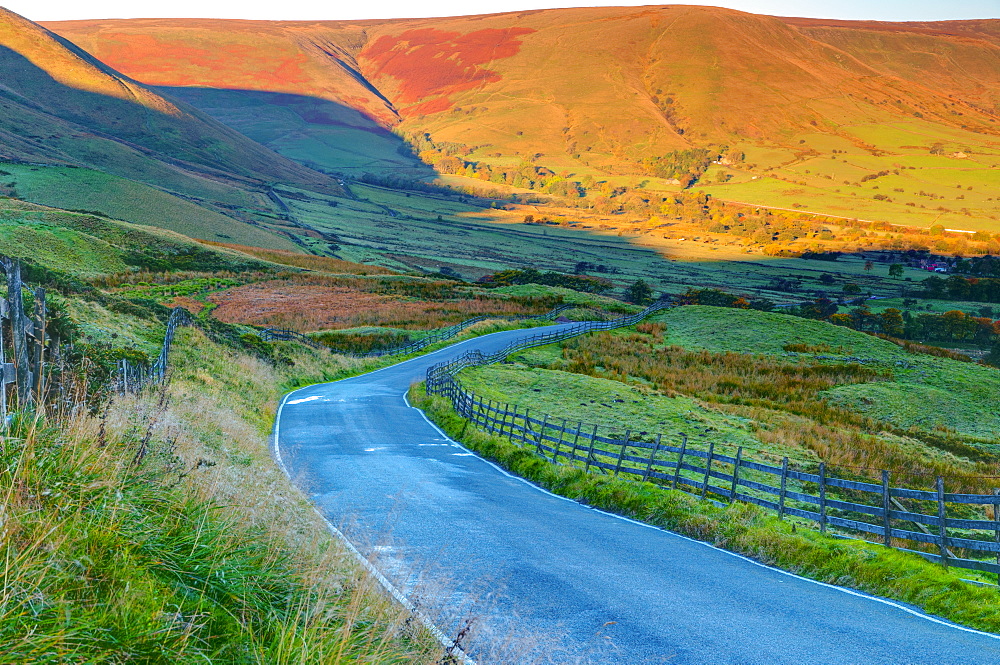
[274,325,1000,664]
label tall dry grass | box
[554,332,1000,493]
[0,328,446,663]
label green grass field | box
[0,163,296,249]
[695,120,1000,232]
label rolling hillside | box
[0,8,349,248]
[45,7,1000,233]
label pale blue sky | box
[8,0,998,22]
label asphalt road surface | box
[274,324,1000,664]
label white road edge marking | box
[273,391,477,665]
[402,390,1000,641]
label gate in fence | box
[426,304,1000,576]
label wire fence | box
[426,305,1000,577]
[118,307,193,393]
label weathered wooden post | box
[672,434,688,490]
[778,457,790,520]
[643,434,662,483]
[701,442,715,499]
[729,446,743,502]
[32,287,46,400]
[936,476,949,569]
[584,424,599,473]
[570,421,583,464]
[818,462,828,534]
[2,258,31,407]
[535,414,549,455]
[881,470,892,548]
[613,430,631,476]
[552,419,567,463]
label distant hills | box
[42,6,1000,232]
[45,7,999,157]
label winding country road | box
[274,324,1000,664]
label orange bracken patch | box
[361,27,534,109]
[91,32,312,90]
[209,281,540,331]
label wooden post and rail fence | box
[426,305,1000,577]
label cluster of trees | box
[683,288,1000,356]
[679,288,776,312]
[478,269,613,293]
[637,148,715,186]
[788,296,1000,347]
[954,256,1000,277]
[920,275,1000,303]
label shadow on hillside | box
[159,87,440,181]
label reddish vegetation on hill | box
[47,7,1000,148]
[361,27,534,114]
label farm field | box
[695,120,1000,232]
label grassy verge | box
[410,383,1000,633]
[1,326,445,663]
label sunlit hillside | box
[47,6,1000,231]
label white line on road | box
[273,391,477,665]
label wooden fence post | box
[3,258,31,407]
[584,424,599,473]
[673,434,687,490]
[32,287,46,400]
[553,419,567,462]
[729,446,743,502]
[643,434,661,483]
[818,462,827,534]
[613,430,631,476]
[993,489,1000,567]
[700,442,715,499]
[521,409,530,445]
[507,405,517,442]
[570,421,583,463]
[778,457,789,520]
[535,414,549,455]
[936,476,949,569]
[502,403,511,439]
[483,399,493,433]
[881,470,892,548]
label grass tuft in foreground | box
[410,384,1000,633]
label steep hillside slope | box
[0,8,340,189]
[0,8,348,247]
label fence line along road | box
[426,304,1000,578]
[258,304,577,357]
[118,307,192,393]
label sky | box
[8,0,999,22]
